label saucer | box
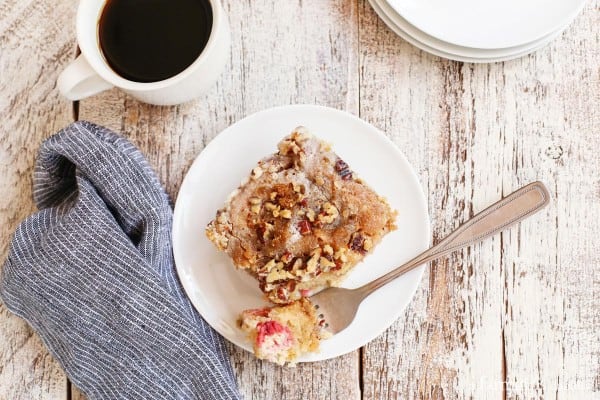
[385,0,587,49]
[371,0,574,62]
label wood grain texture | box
[2,0,599,399]
[0,0,76,399]
[358,0,600,399]
[75,1,361,399]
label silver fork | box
[310,181,550,335]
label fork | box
[310,181,550,335]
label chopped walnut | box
[251,166,263,179]
[280,209,292,219]
[318,202,339,224]
[320,141,332,152]
[319,257,335,269]
[291,128,310,142]
[262,259,278,272]
[216,236,229,249]
[216,212,228,225]
[306,248,322,273]
[322,244,334,256]
[306,209,316,222]
[265,201,282,217]
[278,137,302,156]
[323,202,338,215]
[206,224,229,250]
[250,204,261,214]
[266,264,294,283]
[294,153,307,170]
[334,248,348,262]
[363,238,373,251]
[291,258,303,272]
[256,222,275,242]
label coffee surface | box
[99,0,212,83]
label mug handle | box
[57,55,114,101]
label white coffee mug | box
[58,0,230,105]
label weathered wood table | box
[1,0,599,399]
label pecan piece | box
[297,220,312,235]
[286,280,297,293]
[335,158,353,180]
[349,232,366,254]
[276,287,289,301]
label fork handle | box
[358,181,550,296]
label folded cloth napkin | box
[0,121,241,400]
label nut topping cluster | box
[317,202,339,224]
[256,242,354,302]
[245,178,343,246]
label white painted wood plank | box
[358,0,600,398]
[498,3,600,396]
[0,0,77,399]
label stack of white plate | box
[369,0,588,62]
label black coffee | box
[98,0,212,83]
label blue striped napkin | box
[0,121,241,400]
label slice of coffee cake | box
[238,299,324,365]
[206,127,397,304]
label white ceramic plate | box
[386,0,587,49]
[373,0,571,61]
[371,0,569,63]
[173,105,430,362]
